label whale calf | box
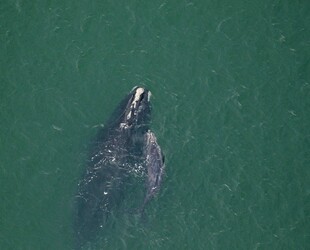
[140,130,165,212]
[74,87,164,248]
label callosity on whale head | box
[119,86,152,132]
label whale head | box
[119,86,151,132]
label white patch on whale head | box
[133,87,145,108]
[126,87,145,121]
[121,87,150,129]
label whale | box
[140,130,165,213]
[74,87,152,248]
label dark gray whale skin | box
[74,87,151,249]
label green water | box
[1,1,309,249]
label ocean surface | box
[1,1,309,249]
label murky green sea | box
[1,1,309,249]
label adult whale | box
[74,87,152,249]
